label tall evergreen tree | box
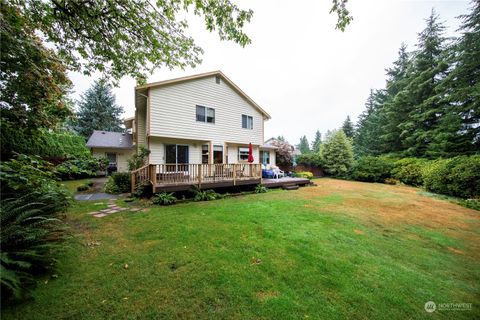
[428,1,480,156]
[341,116,355,138]
[398,10,449,157]
[354,89,386,157]
[298,135,311,154]
[379,43,413,153]
[74,80,124,138]
[311,130,322,153]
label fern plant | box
[192,188,223,201]
[152,192,177,205]
[255,185,268,193]
[0,190,69,300]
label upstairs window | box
[242,114,253,129]
[196,105,215,123]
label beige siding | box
[91,148,134,172]
[149,137,205,164]
[148,76,264,146]
[226,144,260,164]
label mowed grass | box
[4,179,479,319]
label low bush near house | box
[423,155,480,199]
[0,155,69,301]
[293,171,314,179]
[128,146,151,171]
[193,188,223,201]
[152,192,177,205]
[54,158,99,180]
[104,172,131,194]
[392,158,428,186]
[255,185,268,193]
[349,156,394,183]
[77,185,89,191]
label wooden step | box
[282,184,299,190]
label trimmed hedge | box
[392,158,428,187]
[423,155,480,199]
[350,156,395,183]
[293,171,314,180]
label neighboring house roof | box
[135,70,271,120]
[86,130,133,149]
[260,141,278,149]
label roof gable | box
[86,130,133,149]
[136,71,271,119]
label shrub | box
[423,155,480,199]
[0,155,69,300]
[296,153,322,167]
[293,171,314,180]
[77,185,89,191]
[392,158,428,186]
[254,185,268,193]
[192,188,223,201]
[54,157,99,180]
[104,172,131,194]
[86,180,94,187]
[384,178,399,185]
[350,156,394,183]
[128,146,151,171]
[152,192,177,205]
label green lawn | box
[4,179,479,319]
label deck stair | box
[282,184,299,191]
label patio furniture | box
[272,167,285,179]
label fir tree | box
[341,116,355,138]
[354,89,386,157]
[320,130,354,176]
[74,80,124,138]
[299,135,311,154]
[311,130,322,153]
[399,9,448,157]
[428,1,480,156]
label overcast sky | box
[69,0,471,145]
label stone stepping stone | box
[93,213,109,218]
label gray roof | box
[260,141,278,149]
[86,130,133,149]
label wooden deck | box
[131,163,262,193]
[131,164,311,193]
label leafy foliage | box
[192,188,223,201]
[320,130,354,176]
[0,155,69,301]
[392,158,428,187]
[0,122,90,161]
[0,2,72,130]
[20,0,254,83]
[293,172,314,180]
[423,155,480,199]
[270,139,294,170]
[73,80,124,138]
[128,146,151,171]
[296,153,322,167]
[350,156,394,183]
[104,172,131,194]
[152,192,177,205]
[54,158,99,180]
[254,185,268,194]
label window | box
[242,114,253,129]
[106,153,117,165]
[238,147,249,161]
[213,145,223,164]
[202,145,209,164]
[196,105,215,123]
[215,75,221,84]
[260,151,270,165]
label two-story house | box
[89,71,277,192]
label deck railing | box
[131,163,262,192]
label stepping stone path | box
[88,201,143,218]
